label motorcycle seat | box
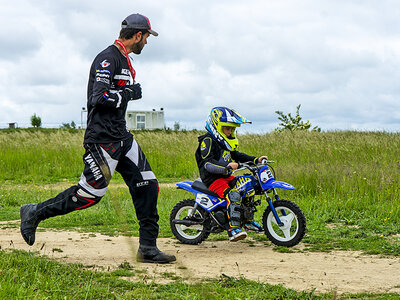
[191,179,221,198]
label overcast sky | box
[0,0,399,132]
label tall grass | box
[0,129,84,182]
[0,129,201,183]
[1,129,398,204]
[1,129,399,233]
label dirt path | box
[1,225,400,295]
[1,182,177,190]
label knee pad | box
[226,190,242,227]
[36,185,103,219]
[76,188,99,200]
[227,190,241,207]
[73,188,102,209]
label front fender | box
[263,180,295,190]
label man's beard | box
[131,37,145,54]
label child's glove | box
[226,165,233,175]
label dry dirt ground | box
[1,224,400,295]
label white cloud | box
[0,0,399,131]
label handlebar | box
[261,159,275,164]
[233,160,275,173]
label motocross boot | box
[226,190,247,242]
[20,185,100,246]
[20,204,41,246]
[137,245,176,264]
[228,227,247,242]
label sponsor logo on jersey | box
[114,74,131,81]
[96,78,110,84]
[100,60,111,68]
[200,140,207,151]
[96,69,111,74]
[222,151,231,162]
[96,73,110,78]
[121,69,130,75]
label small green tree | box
[60,121,76,129]
[275,104,321,132]
[173,121,181,131]
[30,113,42,128]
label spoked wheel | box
[262,200,306,247]
[170,199,210,245]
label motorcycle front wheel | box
[262,199,306,247]
[170,199,210,245]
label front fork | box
[265,189,286,226]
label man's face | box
[131,32,150,54]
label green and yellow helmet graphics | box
[205,107,251,151]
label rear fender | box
[176,181,196,194]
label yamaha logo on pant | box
[84,153,103,181]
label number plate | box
[195,193,213,209]
[260,168,273,183]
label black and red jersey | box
[195,133,257,187]
[84,45,133,143]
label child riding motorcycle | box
[195,107,268,241]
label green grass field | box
[1,128,399,299]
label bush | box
[275,104,321,132]
[30,114,42,128]
[60,121,76,129]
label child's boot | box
[228,227,247,242]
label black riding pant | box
[36,134,159,247]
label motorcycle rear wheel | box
[170,199,210,245]
[262,199,306,247]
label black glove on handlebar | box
[123,83,142,101]
[226,165,233,175]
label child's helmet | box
[205,107,251,151]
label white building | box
[80,108,165,130]
[126,108,165,130]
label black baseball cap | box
[121,13,158,36]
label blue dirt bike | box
[170,160,306,247]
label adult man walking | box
[20,13,176,264]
